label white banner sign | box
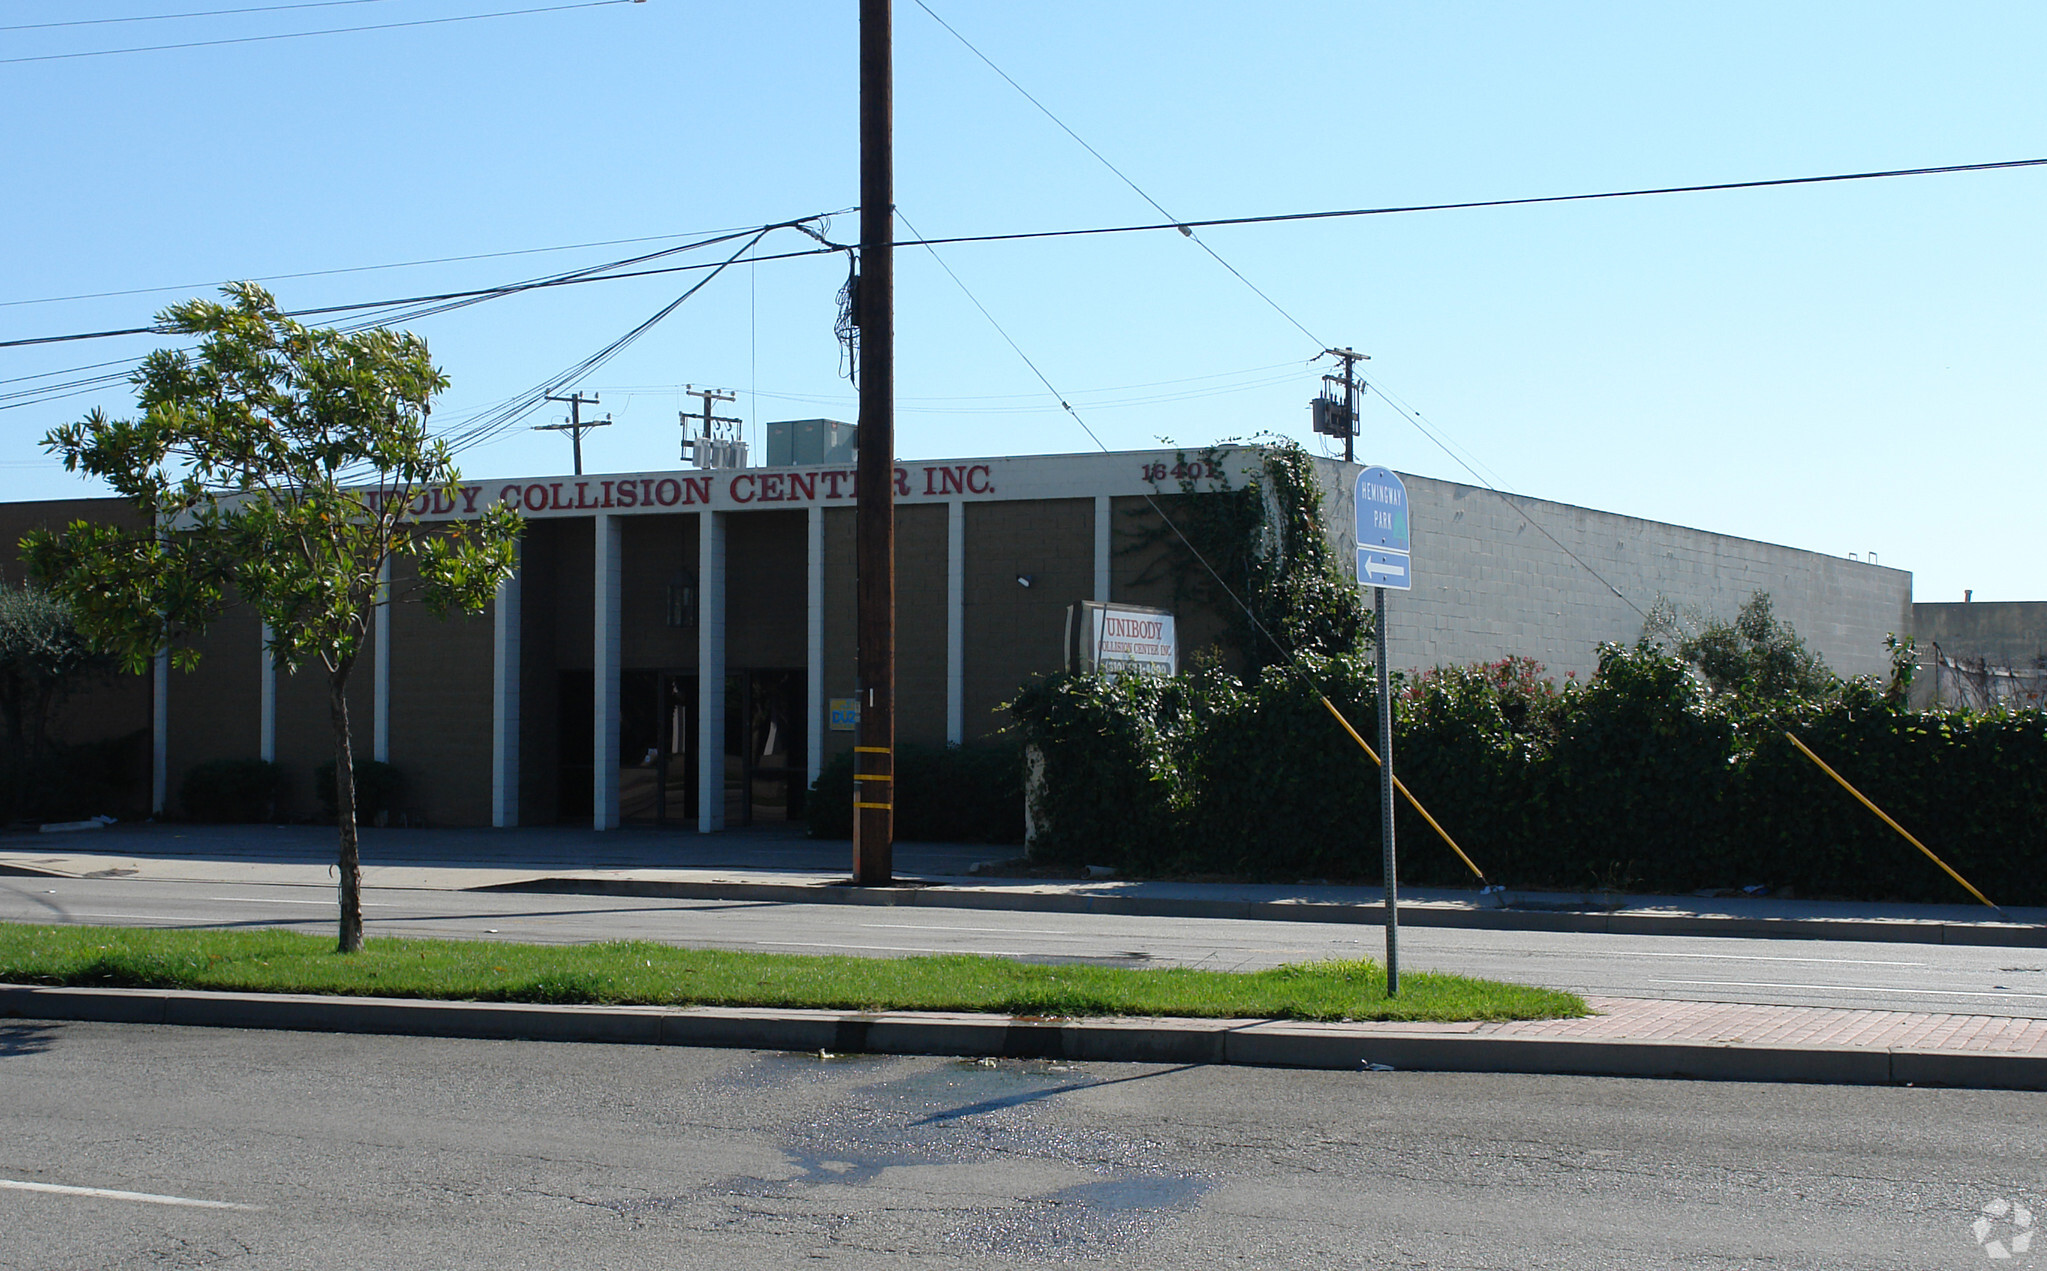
[1075,602,1178,677]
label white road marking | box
[1653,978,2047,1000]
[0,1178,258,1210]
[860,923,1076,935]
[767,941,1034,956]
[203,897,388,907]
[66,913,276,923]
[1625,951,1925,967]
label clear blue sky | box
[4,1,2043,607]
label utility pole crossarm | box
[536,391,609,476]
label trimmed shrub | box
[314,759,405,826]
[180,758,287,823]
[1012,647,2047,906]
[0,729,149,826]
[809,741,1025,844]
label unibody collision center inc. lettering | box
[378,463,998,521]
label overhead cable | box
[900,157,2047,252]
[898,205,1493,884]
[0,0,638,66]
[433,227,775,458]
[0,215,849,311]
[0,219,841,350]
[0,0,403,32]
[9,156,2041,351]
[911,2,1797,617]
[910,0,1326,347]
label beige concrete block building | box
[6,446,1918,830]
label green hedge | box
[314,759,405,826]
[0,730,149,825]
[1011,646,2047,906]
[809,741,1025,844]
[179,758,287,823]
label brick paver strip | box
[1447,997,2047,1055]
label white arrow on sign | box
[1360,549,1412,590]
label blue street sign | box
[1355,466,1409,554]
[1359,549,1412,591]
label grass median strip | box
[0,924,1585,1023]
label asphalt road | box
[2,1021,2039,1270]
[4,875,2045,1017]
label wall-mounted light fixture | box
[1015,573,1034,588]
[667,569,698,628]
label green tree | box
[24,283,521,951]
[0,582,117,820]
[1646,591,1835,703]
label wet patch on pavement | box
[711,1053,1212,1260]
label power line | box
[433,229,772,458]
[0,355,148,387]
[0,216,844,311]
[0,0,403,32]
[910,0,1326,347]
[899,1,1854,618]
[588,359,1307,402]
[900,202,1488,883]
[1361,383,1646,617]
[0,217,833,416]
[0,0,638,65]
[8,155,2044,351]
[900,157,2047,252]
[0,218,841,350]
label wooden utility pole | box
[681,384,743,468]
[537,391,609,475]
[852,0,895,884]
[1320,348,1367,464]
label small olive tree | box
[25,283,520,951]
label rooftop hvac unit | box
[766,419,857,467]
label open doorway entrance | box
[620,670,697,826]
[566,669,806,829]
[726,668,806,826]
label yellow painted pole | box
[1783,731,2005,917]
[1319,695,1491,886]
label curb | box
[475,876,2047,948]
[4,984,2041,1092]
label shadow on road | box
[911,1061,1202,1125]
[0,1020,59,1058]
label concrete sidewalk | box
[4,983,2043,1091]
[5,820,2045,947]
[4,820,2043,947]
[8,822,2045,1091]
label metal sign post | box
[1355,466,1412,995]
[1375,583,1398,995]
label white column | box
[151,650,168,815]
[1093,494,1112,602]
[593,514,622,830]
[947,499,965,745]
[806,504,825,789]
[372,559,391,764]
[492,540,521,828]
[258,623,277,763]
[697,509,727,833]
